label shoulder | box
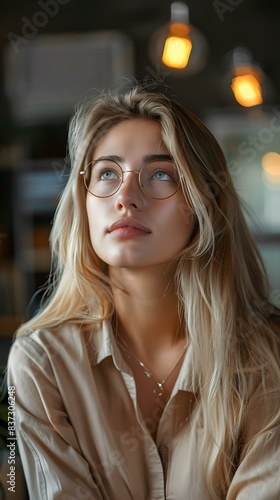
[7,323,106,418]
[8,323,100,381]
[244,370,280,445]
[10,323,80,356]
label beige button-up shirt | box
[7,322,280,499]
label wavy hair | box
[16,82,280,497]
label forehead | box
[93,119,169,159]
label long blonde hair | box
[16,83,280,497]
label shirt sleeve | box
[7,336,104,500]
[227,381,280,500]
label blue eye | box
[100,170,119,180]
[153,170,173,181]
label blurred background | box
[0,0,280,351]
[0,1,279,496]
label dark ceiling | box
[0,0,280,140]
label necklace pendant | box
[153,383,164,397]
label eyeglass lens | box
[84,160,180,199]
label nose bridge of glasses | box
[122,169,141,176]
[120,169,141,190]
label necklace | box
[116,335,188,397]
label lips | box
[108,217,151,234]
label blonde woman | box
[8,83,280,499]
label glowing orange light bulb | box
[231,67,263,107]
[162,3,192,69]
[262,152,280,184]
[162,22,192,69]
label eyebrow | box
[95,154,173,163]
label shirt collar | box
[90,321,130,374]
[90,321,198,394]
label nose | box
[115,170,145,211]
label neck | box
[109,265,184,356]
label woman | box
[8,83,280,499]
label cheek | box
[154,203,194,259]
[166,200,195,237]
[176,208,196,251]
[176,200,195,231]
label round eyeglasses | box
[80,159,181,199]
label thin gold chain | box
[116,336,188,396]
